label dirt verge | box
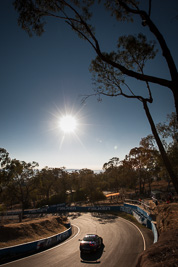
[136,203,178,267]
[0,215,67,248]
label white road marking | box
[1,224,80,266]
[55,224,80,248]
[119,217,146,250]
[1,216,146,266]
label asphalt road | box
[2,213,153,267]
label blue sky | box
[0,0,177,170]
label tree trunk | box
[172,88,178,123]
[139,171,142,194]
[143,101,178,194]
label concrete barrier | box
[150,221,158,243]
[0,224,71,264]
[123,203,158,243]
[1,203,158,263]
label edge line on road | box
[1,224,81,266]
[119,217,146,251]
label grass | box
[110,211,146,228]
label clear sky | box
[0,0,177,171]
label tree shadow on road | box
[91,212,118,224]
[80,244,105,264]
[68,212,82,220]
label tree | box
[13,0,178,192]
[126,145,159,194]
[34,167,68,204]
[139,136,161,185]
[89,32,178,193]
[69,171,80,191]
[5,159,38,211]
[120,159,138,190]
[127,147,145,194]
[103,157,120,170]
[149,112,178,187]
[13,0,178,117]
[0,148,11,194]
[52,167,69,196]
[0,148,10,167]
[157,112,178,146]
[103,157,124,191]
[78,168,95,202]
[35,167,55,201]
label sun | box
[59,115,77,133]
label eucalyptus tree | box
[103,157,120,170]
[13,0,178,116]
[157,112,178,146]
[0,148,10,167]
[139,137,160,190]
[78,168,95,201]
[119,159,138,190]
[69,170,80,191]
[5,159,38,211]
[13,0,178,192]
[127,145,158,194]
[35,167,55,202]
[103,157,122,191]
[0,148,11,195]
[144,113,178,185]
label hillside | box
[0,215,67,248]
[136,203,178,267]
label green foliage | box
[37,193,67,207]
[13,0,178,193]
[73,188,87,202]
[36,198,49,208]
[0,111,177,208]
[89,33,157,101]
[0,148,10,168]
[92,189,106,202]
[0,157,38,211]
[49,193,67,205]
[13,0,94,38]
[157,112,178,145]
[141,112,178,183]
[103,0,139,22]
[117,33,157,71]
[168,144,178,176]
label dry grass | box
[0,215,67,248]
[136,203,178,267]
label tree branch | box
[118,0,178,82]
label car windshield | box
[83,236,96,241]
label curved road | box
[2,213,153,267]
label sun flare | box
[59,115,77,133]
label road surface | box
[1,213,153,267]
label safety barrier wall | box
[123,203,158,243]
[1,204,158,263]
[150,220,158,243]
[4,204,158,237]
[124,203,152,220]
[0,224,71,264]
[23,206,121,214]
[4,205,148,215]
